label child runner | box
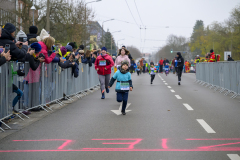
[150,63,156,84]
[165,63,170,76]
[108,61,133,115]
[136,66,141,76]
[114,48,131,70]
[95,47,114,99]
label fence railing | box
[0,62,99,131]
[196,61,240,99]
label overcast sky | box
[88,0,240,53]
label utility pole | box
[46,0,50,32]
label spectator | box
[27,26,38,43]
[227,55,234,61]
[38,37,56,64]
[82,50,92,67]
[0,48,11,66]
[91,51,98,63]
[0,23,28,60]
[68,42,77,53]
[209,49,215,62]
[65,45,73,58]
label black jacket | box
[18,53,40,71]
[27,33,37,42]
[0,29,28,61]
[227,57,234,61]
[177,55,184,68]
[58,60,74,69]
[0,56,6,66]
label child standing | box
[150,63,156,84]
[108,61,133,115]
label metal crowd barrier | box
[196,61,240,99]
[0,62,99,132]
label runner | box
[94,47,114,99]
[115,48,131,70]
[176,52,184,85]
[165,63,170,76]
[150,63,156,84]
[108,61,133,115]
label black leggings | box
[176,68,183,81]
[151,75,155,83]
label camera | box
[39,53,45,59]
[5,44,10,53]
[19,37,27,42]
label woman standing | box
[95,47,114,99]
[114,48,131,70]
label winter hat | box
[4,23,16,33]
[69,42,77,49]
[197,55,199,57]
[210,49,214,53]
[29,26,38,34]
[30,42,42,53]
[177,52,182,57]
[65,45,73,52]
[78,50,84,54]
[101,47,107,52]
[16,30,27,41]
[121,60,129,67]
[36,29,49,42]
[79,45,84,50]
[60,46,67,56]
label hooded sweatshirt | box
[15,30,27,42]
[176,53,184,69]
[114,55,131,68]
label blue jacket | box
[109,70,133,92]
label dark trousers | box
[137,71,140,75]
[160,65,163,72]
[143,66,146,73]
[117,92,129,112]
[151,74,155,83]
[176,67,183,81]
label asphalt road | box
[0,72,240,160]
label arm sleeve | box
[0,56,7,66]
[29,56,40,71]
[108,77,116,87]
[52,57,60,63]
[11,45,28,60]
[82,58,88,63]
[43,52,56,64]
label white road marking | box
[196,119,216,133]
[165,83,168,85]
[111,103,132,115]
[227,154,240,160]
[170,90,175,93]
[175,95,182,99]
[167,86,172,89]
[183,103,194,110]
[163,81,166,82]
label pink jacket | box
[114,55,131,67]
[38,41,56,64]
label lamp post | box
[117,39,125,50]
[111,30,121,52]
[30,5,36,26]
[85,0,101,48]
[102,19,114,46]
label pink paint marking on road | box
[199,142,240,149]
[186,138,240,141]
[83,139,142,150]
[161,139,168,149]
[13,139,73,150]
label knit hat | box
[69,42,77,49]
[15,30,27,42]
[101,47,107,52]
[30,42,42,53]
[60,46,67,56]
[29,26,38,34]
[36,29,49,42]
[210,49,213,53]
[4,23,16,33]
[79,45,84,50]
[121,60,129,67]
[65,45,73,52]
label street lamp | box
[111,30,121,51]
[85,0,102,48]
[117,39,125,50]
[30,5,36,26]
[102,19,114,46]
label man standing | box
[227,55,234,61]
[176,52,184,85]
[159,57,164,73]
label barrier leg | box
[20,112,30,119]
[14,114,25,121]
[0,120,11,129]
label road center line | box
[227,154,240,160]
[163,81,166,82]
[167,86,171,89]
[170,90,175,93]
[196,119,216,133]
[183,103,193,110]
[175,95,182,99]
[165,83,168,85]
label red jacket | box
[159,60,164,65]
[94,54,114,75]
[38,41,56,64]
[209,52,215,62]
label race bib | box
[99,60,106,66]
[120,82,130,91]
